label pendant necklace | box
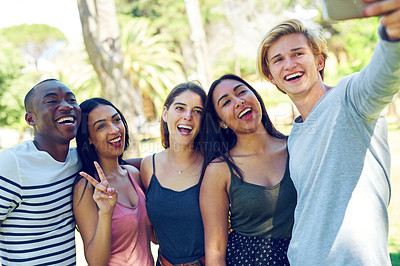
[167,151,199,175]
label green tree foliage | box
[53,47,102,102]
[1,24,67,70]
[119,15,185,120]
[320,17,380,84]
[0,35,31,130]
[116,0,222,81]
[116,0,222,42]
[116,0,189,44]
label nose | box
[110,123,120,133]
[235,98,244,109]
[284,57,297,69]
[183,110,192,121]
[58,99,73,111]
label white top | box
[0,141,81,265]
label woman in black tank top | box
[140,82,208,265]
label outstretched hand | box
[80,162,118,216]
[364,0,400,41]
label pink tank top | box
[108,169,154,266]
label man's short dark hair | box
[24,78,59,112]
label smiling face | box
[267,33,324,100]
[26,80,81,145]
[212,79,262,134]
[162,90,203,147]
[87,104,126,159]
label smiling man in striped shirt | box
[0,79,82,265]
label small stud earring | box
[222,123,228,129]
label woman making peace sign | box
[73,98,153,266]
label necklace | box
[167,151,199,175]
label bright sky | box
[0,0,82,43]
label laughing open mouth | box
[285,72,303,81]
[238,107,252,119]
[177,124,193,134]
[56,116,75,125]
[109,136,121,143]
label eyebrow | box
[269,47,305,62]
[217,84,244,106]
[43,91,75,99]
[43,92,57,98]
[174,102,203,110]
[173,102,187,106]
[93,112,119,128]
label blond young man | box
[256,1,400,265]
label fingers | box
[80,162,115,195]
[380,8,400,26]
[364,0,400,16]
[94,161,107,182]
[79,171,99,187]
[81,171,113,196]
[79,162,107,187]
[93,188,118,202]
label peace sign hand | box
[80,161,118,216]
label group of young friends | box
[1,1,400,265]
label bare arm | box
[200,162,230,266]
[73,163,117,266]
[140,155,158,244]
[139,155,153,191]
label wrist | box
[379,26,400,42]
[98,210,113,218]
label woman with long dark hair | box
[73,98,153,266]
[200,74,296,265]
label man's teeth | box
[285,72,302,80]
[238,108,251,118]
[109,137,121,143]
[57,117,74,124]
[178,125,193,130]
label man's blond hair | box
[257,19,328,83]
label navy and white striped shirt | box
[0,141,81,265]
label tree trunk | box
[77,0,144,157]
[184,0,212,88]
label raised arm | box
[73,162,118,266]
[200,162,230,266]
[348,0,400,117]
